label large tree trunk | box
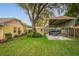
[32,20,36,33]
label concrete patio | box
[46,34,72,40]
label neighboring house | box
[35,18,46,35]
[26,28,32,33]
[26,27,45,35]
[36,27,45,35]
[26,19,45,35]
[0,18,25,42]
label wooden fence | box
[62,28,79,37]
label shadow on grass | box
[63,35,79,40]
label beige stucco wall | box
[36,27,44,35]
[3,25,13,33]
[0,27,4,40]
[6,20,24,37]
[1,20,25,38]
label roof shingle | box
[0,18,16,24]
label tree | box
[65,3,79,17]
[18,3,66,33]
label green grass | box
[0,35,79,56]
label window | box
[18,28,21,34]
[13,27,17,33]
[41,29,42,31]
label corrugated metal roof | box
[48,16,76,20]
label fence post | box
[74,19,75,39]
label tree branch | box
[32,4,37,20]
[35,3,48,21]
[18,3,32,21]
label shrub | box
[27,32,33,38]
[5,33,12,41]
[32,32,43,38]
[14,35,18,38]
[27,32,43,38]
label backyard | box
[0,34,79,56]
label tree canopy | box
[65,3,79,17]
[18,3,66,33]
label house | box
[0,18,25,43]
[36,27,45,35]
[26,28,32,33]
[26,27,45,35]
[26,19,45,35]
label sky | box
[0,3,65,26]
[0,3,31,26]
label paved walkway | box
[46,34,72,40]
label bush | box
[27,32,43,38]
[14,35,18,38]
[32,32,43,38]
[27,32,33,38]
[5,33,12,41]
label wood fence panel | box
[63,28,79,37]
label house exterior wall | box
[0,20,25,41]
[0,27,4,40]
[36,27,44,35]
[3,20,25,37]
[3,25,13,34]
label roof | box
[0,18,15,24]
[0,18,24,26]
[48,16,76,20]
[48,16,76,27]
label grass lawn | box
[0,35,79,56]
